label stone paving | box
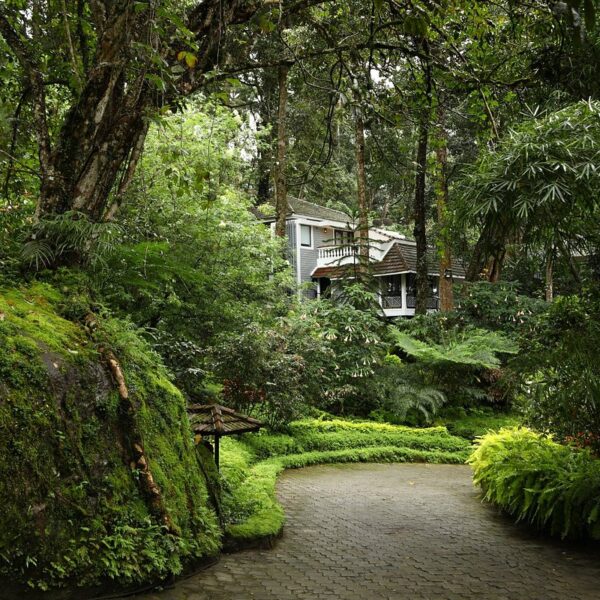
[139,463,600,600]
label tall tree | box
[434,109,454,311]
[274,64,290,238]
[413,37,432,315]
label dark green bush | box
[515,292,600,452]
[469,428,600,539]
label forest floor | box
[139,463,600,600]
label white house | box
[255,198,465,317]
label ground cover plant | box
[440,408,521,441]
[219,418,471,544]
[470,428,600,539]
[0,283,221,591]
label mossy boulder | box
[0,283,221,594]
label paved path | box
[140,463,600,600]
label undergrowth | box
[469,428,600,539]
[0,283,221,590]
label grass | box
[220,418,472,544]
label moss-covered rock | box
[0,283,221,593]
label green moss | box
[0,283,221,590]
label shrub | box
[515,293,600,452]
[441,408,521,440]
[454,281,545,332]
[469,428,600,539]
[388,326,518,409]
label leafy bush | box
[454,281,545,332]
[440,408,521,440]
[516,293,600,452]
[388,326,518,409]
[209,322,306,429]
[470,428,600,539]
[364,355,446,425]
[297,285,387,415]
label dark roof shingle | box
[253,197,351,223]
[188,404,262,436]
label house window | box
[334,229,354,246]
[300,224,312,247]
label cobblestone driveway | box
[140,463,600,600]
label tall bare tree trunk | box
[414,118,430,315]
[413,38,432,315]
[487,249,505,282]
[274,64,290,238]
[435,110,454,311]
[355,106,370,270]
[255,69,278,205]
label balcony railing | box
[381,295,402,309]
[406,295,439,310]
[317,245,356,261]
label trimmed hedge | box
[241,428,471,459]
[469,428,600,539]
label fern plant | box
[21,211,121,269]
[388,327,518,409]
[470,428,600,539]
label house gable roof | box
[252,197,351,224]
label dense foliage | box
[1,0,600,591]
[515,293,600,452]
[470,428,600,539]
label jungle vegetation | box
[1,0,600,592]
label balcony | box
[316,243,386,267]
[406,295,439,310]
[381,295,402,309]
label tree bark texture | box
[435,114,454,312]
[413,38,432,316]
[414,117,430,315]
[255,68,278,205]
[545,247,554,303]
[0,0,265,225]
[355,107,370,269]
[274,64,290,238]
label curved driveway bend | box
[142,463,600,600]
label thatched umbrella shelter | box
[187,404,263,470]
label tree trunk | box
[414,118,430,315]
[435,111,454,312]
[355,106,370,270]
[487,249,505,282]
[545,247,554,302]
[466,227,489,281]
[0,0,265,232]
[413,38,432,316]
[255,69,278,205]
[274,64,290,238]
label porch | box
[378,273,439,317]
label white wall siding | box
[299,225,333,283]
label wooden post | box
[214,434,220,471]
